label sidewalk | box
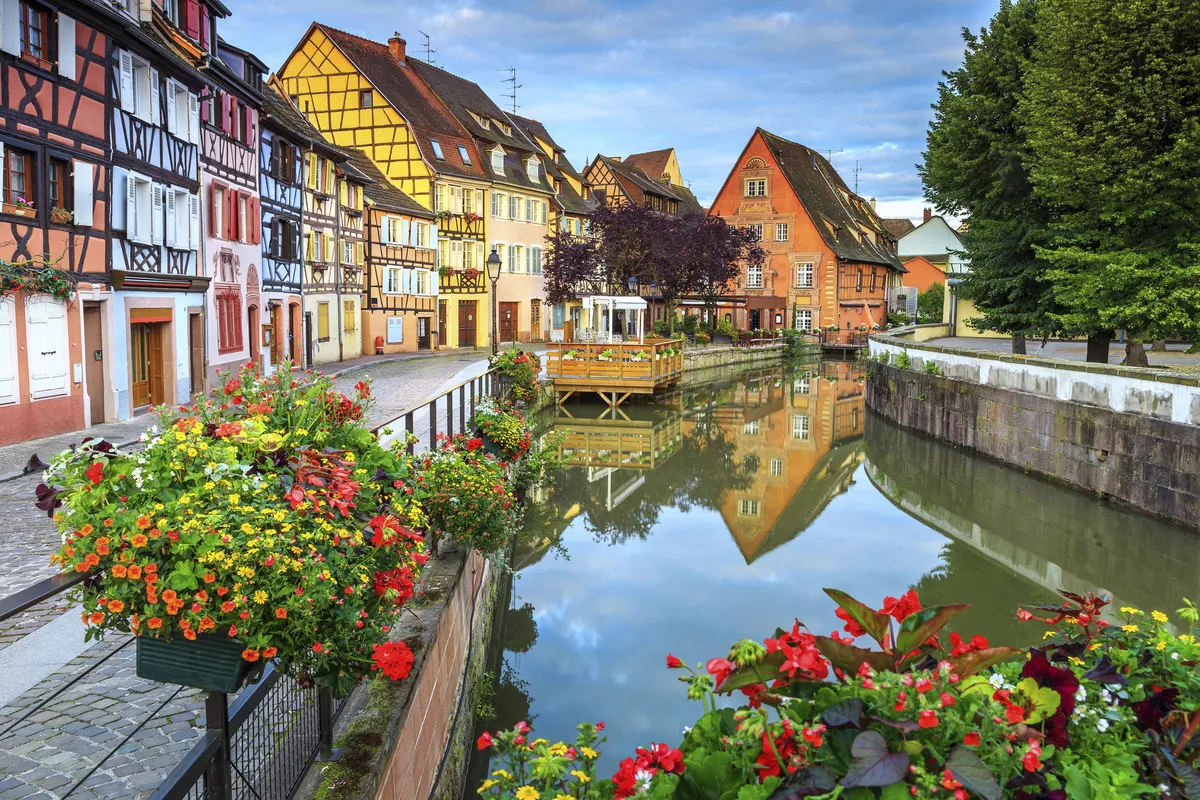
[0,346,491,482]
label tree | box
[917,283,945,324]
[920,0,1062,355]
[687,217,764,326]
[1022,0,1200,366]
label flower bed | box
[475,397,533,462]
[40,366,430,697]
[475,588,1200,799]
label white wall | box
[898,217,967,274]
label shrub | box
[925,360,942,376]
[419,433,516,556]
[680,314,699,335]
[896,350,911,369]
[474,397,533,462]
[918,283,945,325]
[490,350,541,404]
[694,330,712,344]
[716,318,737,337]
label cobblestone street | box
[0,351,494,798]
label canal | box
[469,358,1200,780]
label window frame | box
[3,146,34,208]
[430,140,444,160]
[745,178,766,197]
[491,148,505,174]
[795,262,813,288]
[47,156,71,214]
[457,144,472,165]
[18,0,51,67]
[384,266,402,294]
[359,89,373,108]
[746,262,763,289]
[792,414,810,441]
[775,222,789,241]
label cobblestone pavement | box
[0,351,496,797]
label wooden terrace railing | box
[545,339,685,393]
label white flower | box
[1096,718,1110,733]
[635,769,655,790]
[989,673,1005,688]
[682,726,692,734]
[1074,687,1087,703]
[1172,652,1182,660]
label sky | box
[225,0,999,224]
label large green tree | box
[1022,0,1200,365]
[920,0,1060,355]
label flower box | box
[137,633,258,693]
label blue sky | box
[226,0,997,222]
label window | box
[770,458,783,477]
[795,263,813,288]
[525,198,533,222]
[775,223,789,241]
[491,148,504,174]
[317,302,330,341]
[342,239,355,264]
[856,268,863,292]
[273,139,295,183]
[1,147,30,209]
[210,183,225,237]
[493,243,505,270]
[216,287,243,353]
[794,373,811,394]
[792,414,810,440]
[359,89,372,108]
[119,50,154,124]
[165,187,197,250]
[19,1,49,63]
[746,263,763,289]
[431,140,444,160]
[738,499,761,517]
[415,270,430,295]
[512,245,524,273]
[539,200,547,224]
[870,268,878,292]
[238,193,248,243]
[385,267,401,294]
[747,223,763,241]
[47,157,70,213]
[458,145,471,165]
[124,171,156,244]
[508,195,519,219]
[526,158,538,182]
[166,79,195,142]
[272,218,296,259]
[492,192,505,218]
[742,420,759,436]
[384,216,404,244]
[745,179,766,197]
[793,309,812,332]
[343,300,356,333]
[413,221,429,247]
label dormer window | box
[480,117,490,130]
[431,140,444,160]
[491,148,505,175]
[458,145,471,165]
[526,158,539,182]
[553,151,560,164]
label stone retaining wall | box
[683,343,796,371]
[865,345,1200,530]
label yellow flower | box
[554,796,573,800]
[491,770,512,780]
[570,770,590,783]
[1152,611,1169,623]
[253,590,268,604]
[477,779,498,793]
[1120,607,1143,616]
[1122,624,1139,633]
[1157,641,1168,651]
[580,747,598,759]
[1042,631,1056,640]
[548,743,568,756]
[514,788,539,800]
[1181,634,1195,644]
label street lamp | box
[486,247,502,355]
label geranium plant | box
[490,349,542,403]
[419,432,516,556]
[41,365,427,696]
[474,397,533,462]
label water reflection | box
[469,360,1198,777]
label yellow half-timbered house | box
[277,25,489,348]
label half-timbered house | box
[297,134,344,365]
[584,155,684,216]
[107,1,208,417]
[0,0,110,443]
[707,128,902,332]
[335,156,369,361]
[277,27,491,349]
[346,149,437,354]
[257,82,308,368]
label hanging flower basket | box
[136,632,259,694]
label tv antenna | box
[824,148,844,163]
[500,67,522,113]
[853,160,863,194]
[416,30,438,65]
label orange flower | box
[199,617,216,631]
[135,515,152,530]
[127,565,142,580]
[146,589,158,604]
[147,617,163,629]
[95,538,111,556]
[183,628,197,640]
[111,564,128,578]
[194,590,208,602]
[107,600,125,613]
[275,608,287,619]
[161,589,178,604]
[84,553,100,567]
[80,524,94,536]
[130,533,148,548]
[221,601,236,613]
[166,601,183,615]
[130,613,140,632]
[103,518,114,527]
[241,649,260,662]
[145,573,158,585]
[74,562,89,573]
[262,647,278,658]
[203,572,216,584]
[144,563,157,574]
[148,528,162,539]
[179,619,191,629]
[61,546,75,558]
[88,612,105,625]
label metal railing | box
[0,367,502,800]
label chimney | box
[869,196,876,210]
[923,208,932,223]
[388,34,406,63]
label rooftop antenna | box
[417,30,438,65]
[824,148,844,163]
[852,160,863,194]
[500,67,522,113]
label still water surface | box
[469,360,1200,778]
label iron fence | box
[0,367,501,800]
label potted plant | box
[695,331,712,344]
[598,349,617,361]
[420,432,517,556]
[50,207,74,225]
[12,197,33,216]
[462,267,481,281]
[628,349,649,362]
[40,366,428,697]
[473,397,532,462]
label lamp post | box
[486,247,502,356]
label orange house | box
[900,255,948,294]
[706,129,903,332]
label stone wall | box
[866,357,1200,531]
[683,343,797,371]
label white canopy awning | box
[582,295,648,312]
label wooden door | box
[248,304,261,364]
[131,323,151,408]
[148,324,165,406]
[83,303,104,423]
[189,312,205,397]
[417,317,431,350]
[304,312,314,367]
[499,302,518,343]
[457,300,477,348]
[438,300,447,346]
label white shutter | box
[474,189,484,214]
[164,188,176,247]
[428,221,437,250]
[0,296,17,405]
[72,161,93,227]
[26,298,69,400]
[188,92,199,143]
[429,268,438,296]
[57,14,76,81]
[379,215,390,245]
[450,240,462,269]
[0,0,18,56]
[166,79,178,136]
[119,51,134,112]
[151,183,163,245]
[149,68,160,125]
[125,171,137,238]
[189,193,200,249]
[402,219,412,246]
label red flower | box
[963,732,981,747]
[514,720,530,734]
[940,692,957,707]
[706,657,735,689]
[834,605,866,637]
[801,725,826,748]
[754,731,798,781]
[86,461,104,485]
[214,422,242,438]
[880,590,921,622]
[636,742,685,775]
[312,642,324,653]
[666,654,683,669]
[950,632,990,657]
[894,691,907,711]
[1005,703,1026,724]
[942,769,963,790]
[1023,739,1043,773]
[915,678,933,694]
[611,757,639,799]
[918,710,939,729]
[224,379,241,395]
[476,732,493,750]
[371,641,415,681]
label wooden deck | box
[545,339,686,407]
[553,414,684,470]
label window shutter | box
[57,14,76,80]
[188,92,199,143]
[339,180,347,207]
[199,3,209,51]
[189,193,200,249]
[200,89,210,124]
[0,297,16,405]
[72,161,94,227]
[126,172,137,239]
[149,69,160,125]
[0,0,17,56]
[249,196,260,245]
[379,216,390,245]
[243,105,253,145]
[164,188,177,247]
[306,152,317,189]
[119,51,134,112]
[435,184,445,212]
[151,183,164,245]
[305,231,314,260]
[356,242,364,265]
[428,222,437,249]
[221,94,232,134]
[223,187,235,240]
[166,80,178,136]
[184,0,200,41]
[475,189,484,213]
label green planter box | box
[136,633,255,693]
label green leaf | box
[677,750,745,800]
[881,784,912,800]
[717,651,786,692]
[894,604,969,654]
[812,636,893,676]
[824,589,892,646]
[945,646,1021,677]
[840,731,910,788]
[1064,765,1095,800]
[946,745,1003,800]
